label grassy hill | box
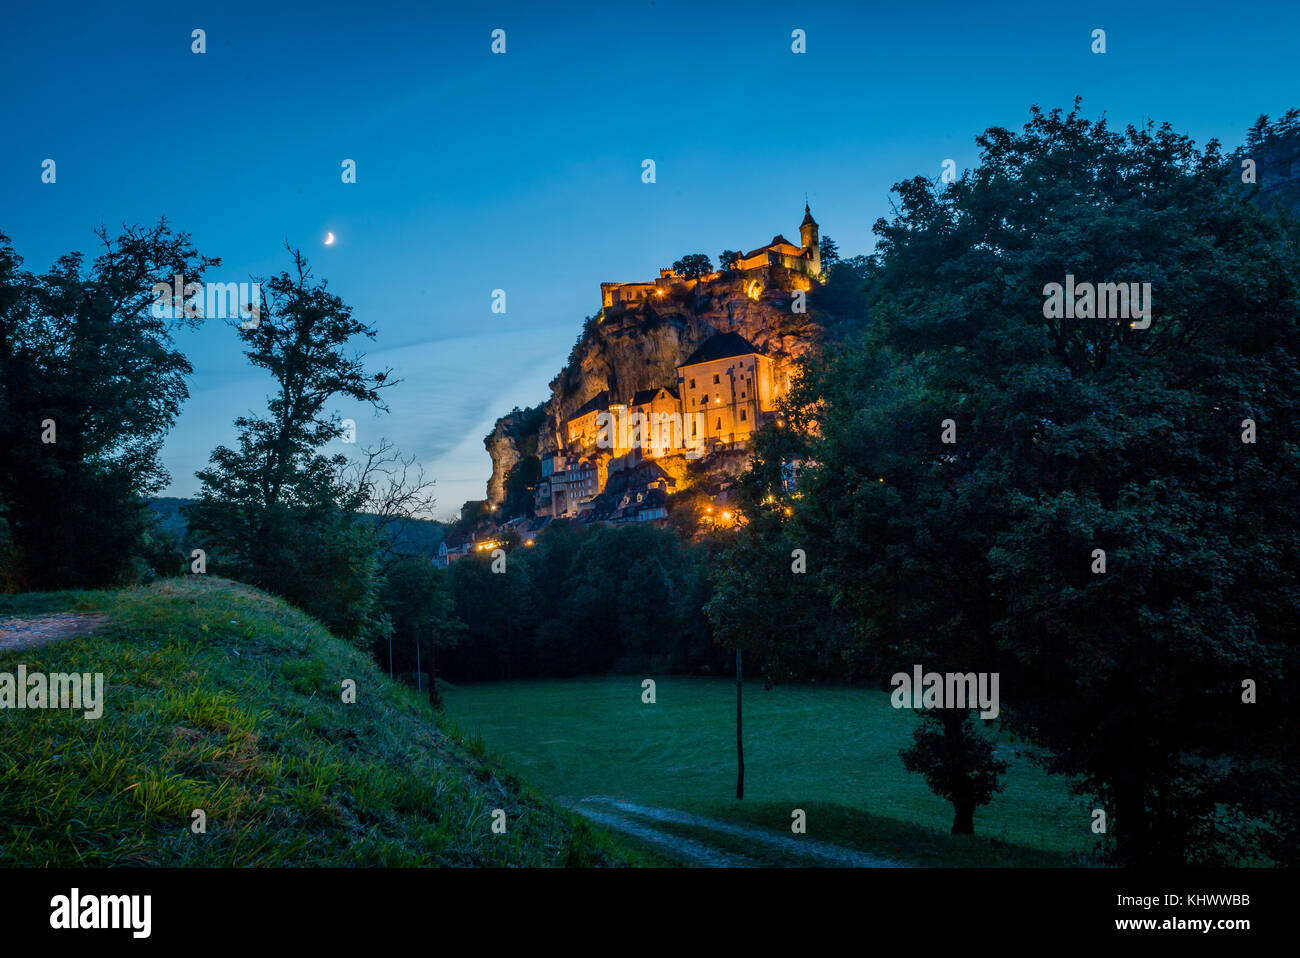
[0,578,638,866]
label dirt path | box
[575,803,761,867]
[575,796,907,868]
[0,613,109,652]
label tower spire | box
[799,197,820,273]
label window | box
[740,391,746,399]
[713,373,720,384]
[689,378,696,389]
[740,409,747,421]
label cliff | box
[480,266,826,508]
[483,404,545,508]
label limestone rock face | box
[483,405,544,507]
[480,267,825,506]
[541,268,823,454]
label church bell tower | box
[800,202,820,274]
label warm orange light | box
[525,539,535,546]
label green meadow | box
[443,676,1101,866]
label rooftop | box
[629,386,678,405]
[570,390,611,419]
[679,331,765,368]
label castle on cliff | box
[535,205,823,520]
[600,205,820,309]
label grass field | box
[0,579,641,867]
[442,676,1102,866]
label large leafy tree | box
[185,247,394,640]
[793,102,1300,863]
[0,222,216,589]
[672,253,713,279]
[378,555,462,707]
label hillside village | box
[439,205,825,565]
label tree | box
[501,456,540,520]
[818,234,840,269]
[706,421,845,801]
[719,250,742,271]
[340,438,439,574]
[185,246,395,641]
[796,101,1300,863]
[378,556,462,707]
[0,222,217,589]
[901,712,1008,834]
[672,253,713,279]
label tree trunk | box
[736,648,744,800]
[952,800,975,835]
[428,630,441,710]
[944,709,975,834]
[1114,774,1149,866]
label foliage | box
[789,101,1300,863]
[900,712,1008,834]
[818,234,840,268]
[0,222,216,589]
[442,521,721,679]
[185,247,394,642]
[502,456,541,520]
[671,253,713,279]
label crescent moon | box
[324,231,336,246]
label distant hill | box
[147,497,449,559]
[0,577,640,866]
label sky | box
[2,0,1297,518]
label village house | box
[540,329,778,516]
[675,331,776,451]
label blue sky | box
[2,0,1296,517]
